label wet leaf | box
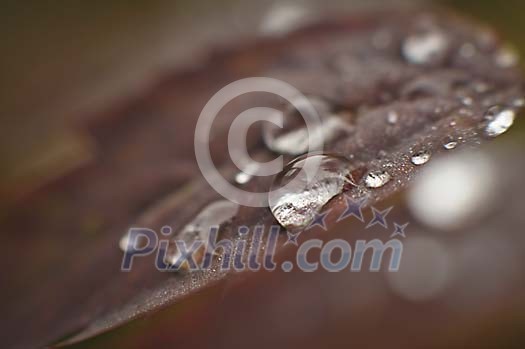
[3,6,524,349]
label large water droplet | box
[484,106,516,137]
[269,154,354,231]
[411,150,431,166]
[166,200,239,266]
[365,170,391,188]
[402,31,448,65]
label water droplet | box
[365,170,391,188]
[494,47,519,68]
[387,111,399,124]
[235,162,259,184]
[461,97,473,106]
[268,154,354,231]
[443,140,458,150]
[484,106,515,137]
[411,150,431,166]
[402,31,448,65]
[264,113,352,155]
[166,200,239,266]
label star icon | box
[366,206,393,229]
[337,195,366,223]
[390,222,409,238]
[285,231,301,246]
[307,209,331,231]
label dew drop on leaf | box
[268,153,354,231]
[484,106,516,137]
[411,150,431,166]
[364,170,391,188]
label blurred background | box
[1,0,525,348]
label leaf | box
[3,6,524,349]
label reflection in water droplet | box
[443,140,457,150]
[402,31,448,65]
[264,115,352,155]
[411,150,431,166]
[269,154,354,231]
[166,200,239,266]
[365,170,391,188]
[484,106,515,137]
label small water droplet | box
[166,200,239,266]
[268,154,354,231]
[411,150,431,165]
[494,47,519,68]
[461,97,473,106]
[387,111,399,124]
[443,140,458,150]
[365,170,391,188]
[402,31,448,65]
[235,162,259,184]
[484,106,516,137]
